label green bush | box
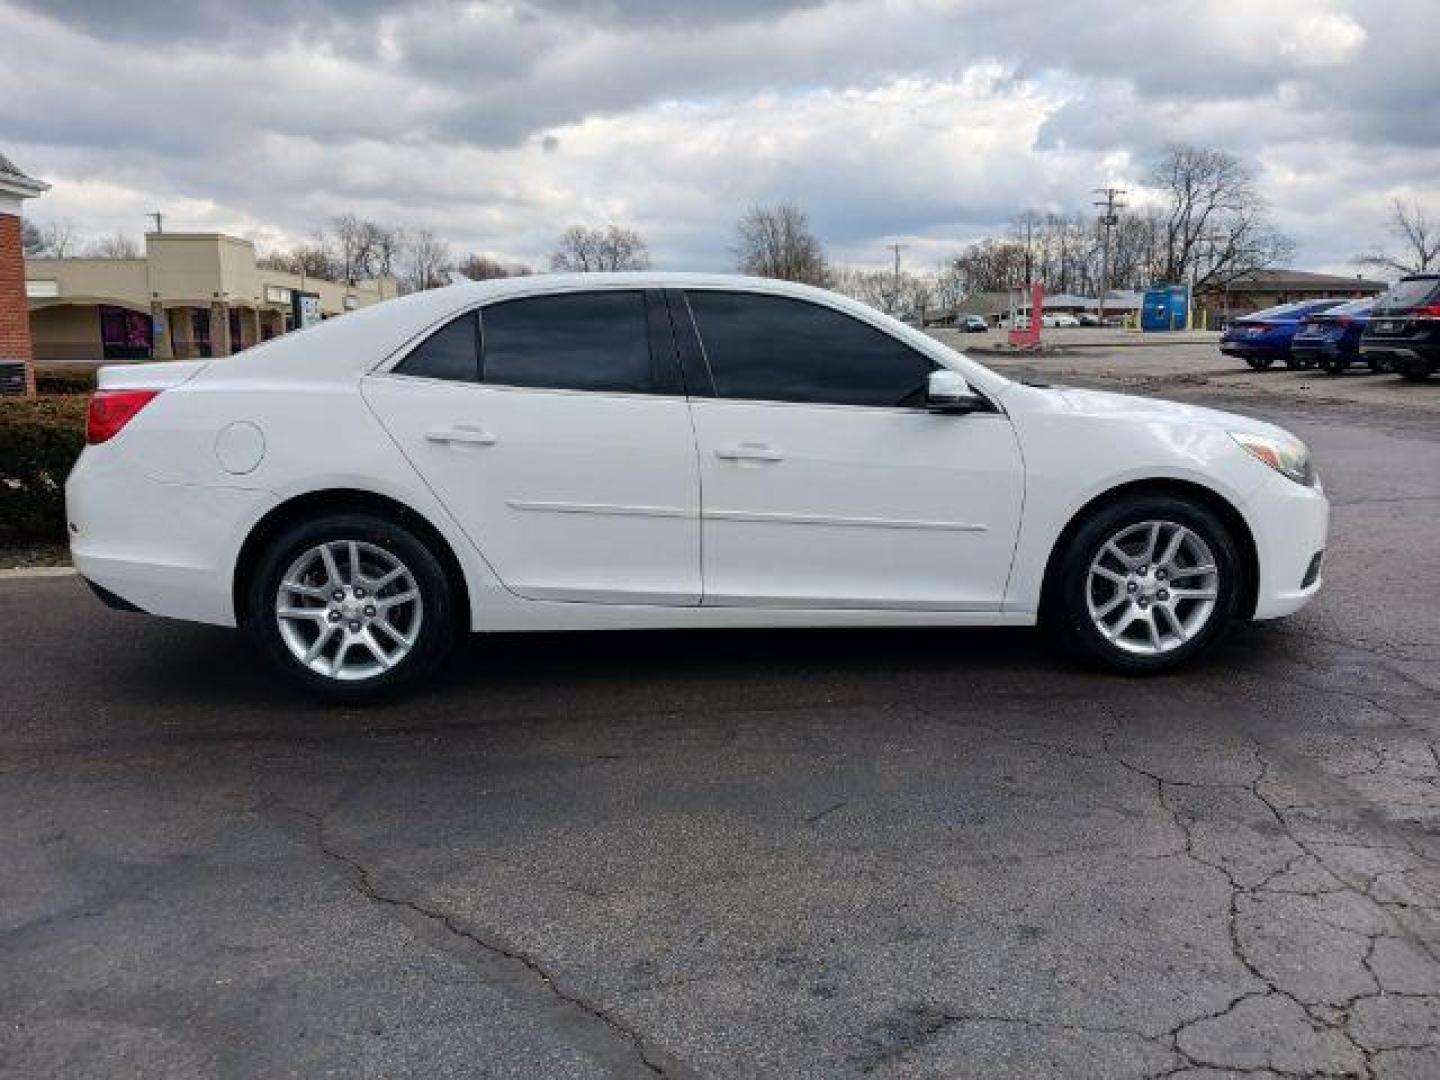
[0,395,89,543]
[33,367,98,396]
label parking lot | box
[3,373,1440,1077]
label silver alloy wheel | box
[1085,520,1219,656]
[275,540,423,681]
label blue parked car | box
[1290,298,1376,375]
[1219,299,1349,370]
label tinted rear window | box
[482,291,654,393]
[1374,277,1440,312]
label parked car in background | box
[1219,299,1349,370]
[66,273,1327,698]
[1291,298,1376,375]
[1042,313,1081,328]
[958,314,989,333]
[1076,312,1102,327]
[1360,274,1440,382]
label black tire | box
[1400,362,1433,382]
[1366,357,1385,374]
[1319,355,1346,376]
[1043,494,1242,675]
[1283,353,1304,370]
[244,512,457,701]
[1244,354,1274,370]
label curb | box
[0,565,77,580]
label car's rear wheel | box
[1400,361,1433,382]
[245,512,456,700]
[1283,353,1305,370]
[1046,495,1241,674]
[1244,354,1273,370]
[1319,355,1346,376]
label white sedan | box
[1042,313,1081,328]
[67,274,1327,698]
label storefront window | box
[99,306,153,360]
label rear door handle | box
[426,426,497,446]
[715,443,783,462]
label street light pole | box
[1093,187,1126,324]
[888,242,906,316]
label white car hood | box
[1054,386,1294,441]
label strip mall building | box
[25,233,397,363]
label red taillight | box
[86,389,161,445]
[1335,316,1352,327]
[1413,303,1440,318]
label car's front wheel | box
[1243,354,1273,370]
[1046,495,1242,674]
[245,512,457,700]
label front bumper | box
[1241,470,1329,620]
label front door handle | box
[426,425,497,446]
[715,443,783,463]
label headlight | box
[1230,431,1316,487]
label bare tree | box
[21,218,43,256]
[404,228,452,292]
[455,253,532,280]
[369,224,406,280]
[257,243,340,281]
[943,237,1028,295]
[24,218,78,258]
[329,213,373,283]
[87,232,141,259]
[1355,199,1439,276]
[550,224,651,272]
[1149,144,1293,287]
[732,203,827,285]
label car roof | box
[197,272,1014,398]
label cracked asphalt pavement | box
[3,392,1439,1079]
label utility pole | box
[1093,187,1126,324]
[888,242,906,315]
[147,211,164,235]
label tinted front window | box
[686,291,934,407]
[395,311,479,382]
[482,291,653,393]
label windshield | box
[1374,276,1440,312]
[1321,298,1373,317]
[1245,302,1309,320]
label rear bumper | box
[1220,341,1287,359]
[1360,341,1439,368]
[1291,339,1346,361]
[1241,471,1330,621]
[65,447,276,627]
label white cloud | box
[1,0,1435,275]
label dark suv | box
[1360,274,1440,381]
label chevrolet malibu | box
[67,274,1328,699]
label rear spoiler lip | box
[96,360,209,392]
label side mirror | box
[927,369,985,414]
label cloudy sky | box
[2,0,1436,274]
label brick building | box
[0,152,48,395]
